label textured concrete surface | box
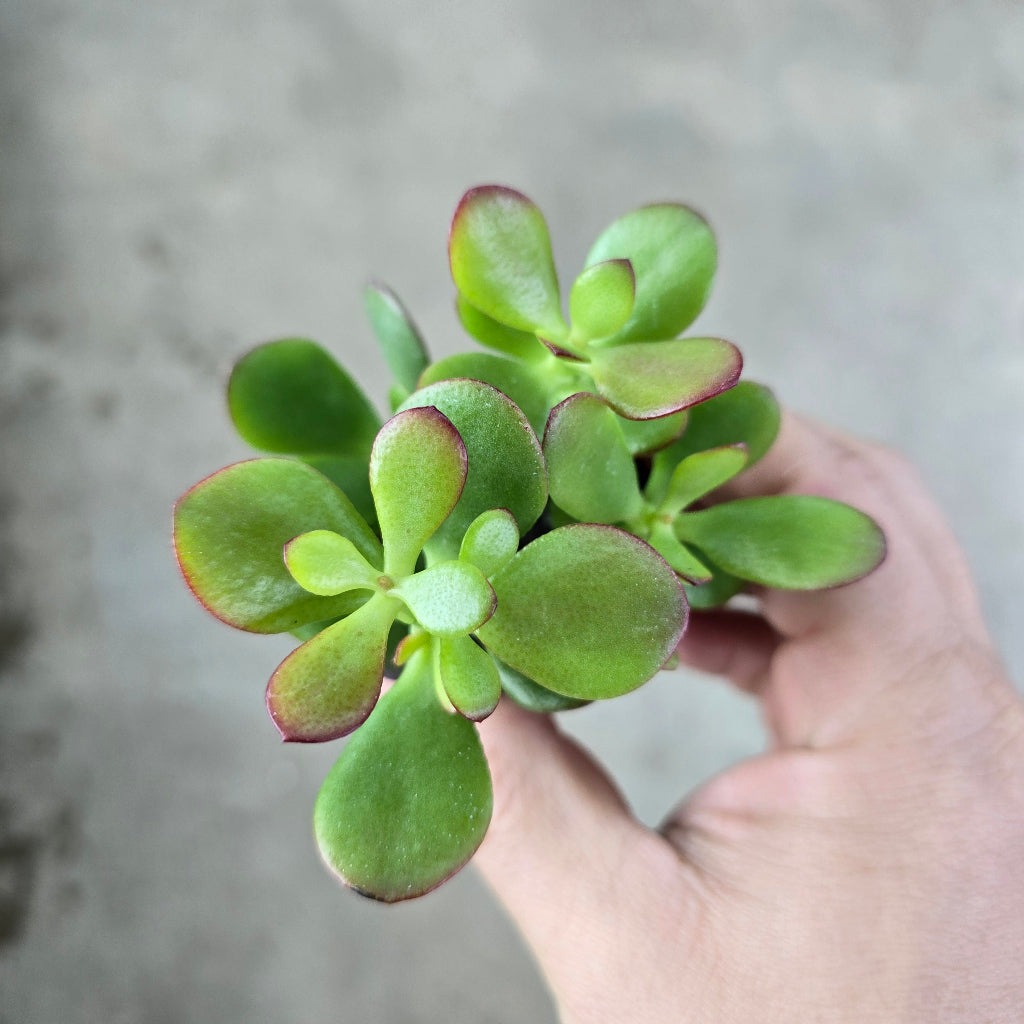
[1,1,1022,1020]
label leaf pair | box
[645,384,885,598]
[446,185,742,431]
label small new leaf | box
[284,530,382,597]
[437,635,502,721]
[394,561,496,638]
[585,203,717,343]
[659,444,749,518]
[569,259,636,342]
[459,508,520,578]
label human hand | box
[475,412,1024,1023]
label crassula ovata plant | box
[173,185,886,901]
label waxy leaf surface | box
[495,658,589,713]
[393,561,496,638]
[449,186,567,338]
[675,496,886,589]
[478,524,687,699]
[363,283,429,395]
[658,381,780,477]
[588,337,742,420]
[459,508,519,578]
[544,394,642,524]
[585,204,716,342]
[284,530,381,597]
[418,352,551,437]
[302,454,377,530]
[174,459,381,633]
[370,407,467,576]
[266,594,400,742]
[617,411,688,457]
[569,259,635,342]
[648,522,712,584]
[659,445,749,517]
[228,339,380,457]
[438,635,502,721]
[456,295,544,362]
[398,380,547,560]
[314,651,492,902]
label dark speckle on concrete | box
[0,805,39,949]
[89,390,119,422]
[0,490,34,677]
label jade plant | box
[173,185,885,901]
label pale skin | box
[474,412,1024,1024]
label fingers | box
[675,609,781,695]
[715,410,892,505]
[473,699,688,1006]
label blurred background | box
[1,1,1022,1020]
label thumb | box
[473,699,692,1011]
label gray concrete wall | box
[1,1,1021,1020]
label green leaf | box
[437,636,502,721]
[394,629,430,666]
[388,384,409,413]
[370,407,468,576]
[659,445,749,517]
[588,337,742,420]
[675,496,886,589]
[459,508,519,578]
[284,530,382,597]
[684,559,745,609]
[569,259,635,342]
[449,185,567,338]
[266,593,401,742]
[174,459,382,633]
[585,203,716,342]
[648,522,712,584]
[456,295,546,363]
[363,282,429,395]
[302,454,376,531]
[398,380,547,561]
[616,411,688,457]
[495,657,589,713]
[543,393,642,524]
[314,649,492,902]
[290,614,347,643]
[418,351,552,437]
[478,524,687,699]
[228,339,380,458]
[656,381,781,480]
[393,561,496,638]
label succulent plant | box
[173,185,886,902]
